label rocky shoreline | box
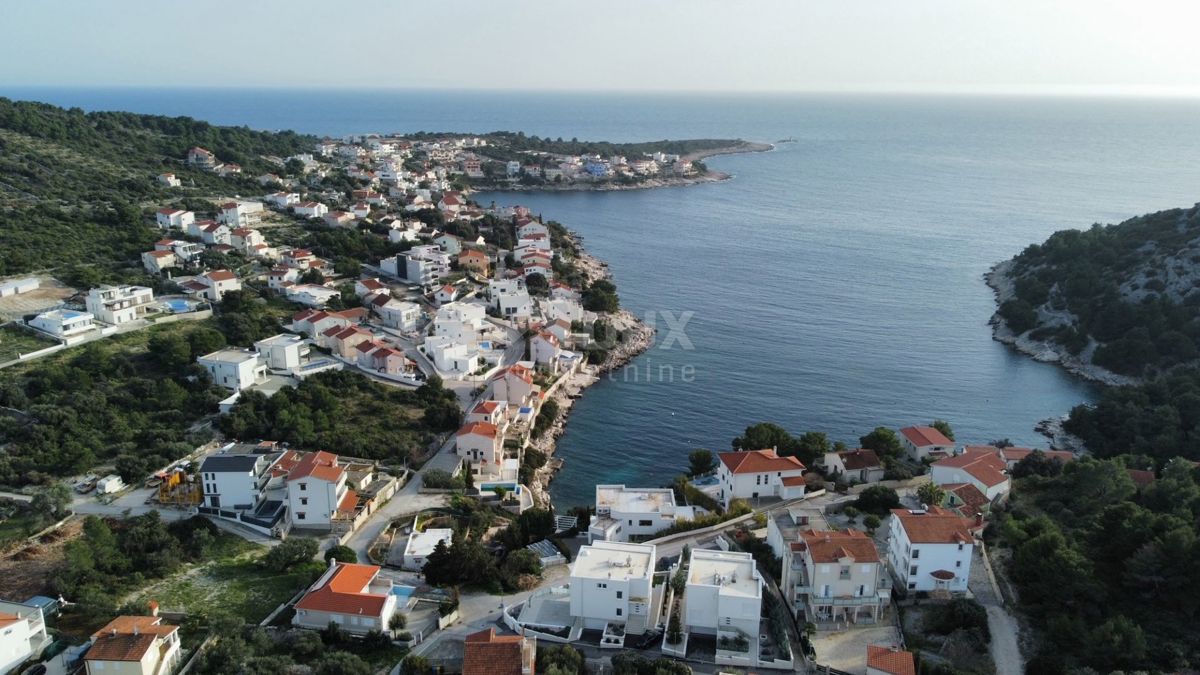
[525,235,656,508]
[984,259,1137,387]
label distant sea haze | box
[15,87,1200,506]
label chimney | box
[975,512,985,528]
[148,600,159,617]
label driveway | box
[969,546,1024,675]
[811,625,902,675]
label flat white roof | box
[688,549,761,599]
[199,348,261,364]
[255,333,304,347]
[595,485,676,515]
[571,541,655,581]
[405,528,453,558]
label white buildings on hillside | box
[0,599,49,675]
[716,449,806,508]
[784,529,890,624]
[155,208,194,230]
[456,421,503,478]
[85,285,155,325]
[402,524,453,571]
[29,309,95,338]
[366,294,421,332]
[198,348,268,391]
[254,333,308,371]
[569,541,657,633]
[682,549,763,644]
[823,448,885,484]
[929,448,1012,500]
[588,485,693,543]
[886,507,975,593]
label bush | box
[925,598,991,642]
[263,537,319,572]
[324,545,357,564]
[854,485,901,515]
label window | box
[299,483,307,491]
[597,582,607,589]
[956,560,962,568]
[908,582,916,590]
[839,566,851,580]
[616,608,622,616]
[297,512,306,520]
[909,565,918,575]
[616,591,623,599]
[958,543,964,551]
[300,498,308,505]
[638,520,653,527]
[911,549,920,559]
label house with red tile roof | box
[457,421,503,478]
[320,325,374,359]
[463,628,535,675]
[867,645,916,675]
[488,364,540,408]
[823,448,885,484]
[286,451,353,530]
[716,449,807,508]
[466,399,509,428]
[155,208,194,231]
[786,529,889,624]
[887,507,974,592]
[993,446,1075,470]
[84,614,181,675]
[898,425,955,462]
[930,448,1011,500]
[292,561,398,635]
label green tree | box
[687,449,716,476]
[853,485,900,515]
[930,419,955,441]
[859,427,904,459]
[916,482,947,508]
[863,514,881,534]
[30,484,72,520]
[324,545,357,564]
[263,537,319,571]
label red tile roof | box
[998,447,1075,465]
[836,448,882,471]
[933,449,1009,488]
[458,421,499,439]
[473,401,502,414]
[943,483,989,516]
[797,529,880,563]
[891,507,974,545]
[289,451,344,483]
[338,489,359,513]
[86,616,177,662]
[868,645,916,675]
[463,628,532,675]
[294,562,389,616]
[899,426,953,447]
[1127,469,1156,488]
[781,475,807,487]
[719,449,805,475]
[206,269,237,282]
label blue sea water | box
[11,87,1200,507]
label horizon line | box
[5,83,1200,100]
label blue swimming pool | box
[163,298,194,313]
[479,482,521,494]
[391,585,416,599]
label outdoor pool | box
[480,482,521,494]
[692,476,718,487]
[162,298,194,313]
[391,585,416,599]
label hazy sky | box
[4,0,1200,95]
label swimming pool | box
[692,476,718,487]
[162,298,194,313]
[391,585,416,599]
[479,482,521,494]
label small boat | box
[776,137,797,143]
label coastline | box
[474,142,774,193]
[984,259,1136,387]
[524,235,656,508]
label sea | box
[11,87,1200,507]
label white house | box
[294,201,329,219]
[185,269,241,302]
[142,249,176,274]
[230,227,266,253]
[569,541,657,632]
[29,309,95,338]
[589,485,688,543]
[155,208,194,230]
[367,294,421,332]
[0,600,48,675]
[824,448,885,484]
[292,561,398,636]
[887,507,974,593]
[488,364,539,407]
[255,333,308,372]
[456,421,502,476]
[929,448,1011,501]
[198,451,279,510]
[683,549,763,644]
[716,449,807,508]
[286,450,354,530]
[531,331,562,368]
[434,284,459,305]
[157,173,181,187]
[85,285,155,325]
[285,283,341,308]
[265,191,300,208]
[197,348,267,391]
[199,222,232,245]
[787,529,889,625]
[898,426,955,462]
[355,278,388,298]
[403,523,454,571]
[84,615,181,675]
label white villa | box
[293,561,398,636]
[589,485,694,543]
[197,348,267,391]
[682,549,763,648]
[716,449,807,508]
[887,507,975,593]
[84,285,155,325]
[402,524,453,571]
[29,309,95,338]
[569,541,658,634]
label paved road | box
[969,546,1024,675]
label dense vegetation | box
[401,130,748,163]
[0,324,224,486]
[993,456,1200,672]
[0,98,315,276]
[217,370,461,464]
[193,617,402,675]
[999,204,1200,377]
[1065,368,1200,464]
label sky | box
[4,0,1200,95]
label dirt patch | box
[0,277,77,321]
[0,518,82,599]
